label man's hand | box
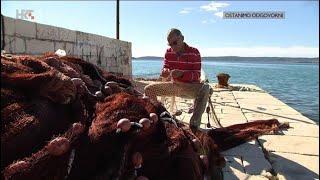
[161,68,171,78]
[171,69,184,78]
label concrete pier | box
[134,80,319,180]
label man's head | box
[167,28,185,53]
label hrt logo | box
[16,9,35,21]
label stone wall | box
[1,15,132,77]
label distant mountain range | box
[132,56,319,64]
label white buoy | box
[55,49,67,57]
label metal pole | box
[1,14,5,50]
[116,0,119,39]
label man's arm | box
[161,52,171,78]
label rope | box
[166,70,224,129]
[208,95,223,128]
[167,70,177,113]
[211,101,313,124]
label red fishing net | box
[1,53,288,180]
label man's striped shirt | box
[163,43,201,83]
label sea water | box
[133,59,319,123]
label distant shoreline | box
[132,56,319,64]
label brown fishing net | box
[1,53,288,180]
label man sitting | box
[144,28,211,129]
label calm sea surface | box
[133,59,319,123]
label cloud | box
[201,20,208,24]
[199,46,319,58]
[214,11,224,18]
[179,8,192,14]
[132,45,167,57]
[201,19,216,24]
[200,2,230,12]
[210,19,217,23]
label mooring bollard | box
[216,73,230,88]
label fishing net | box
[1,52,288,180]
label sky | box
[1,1,319,58]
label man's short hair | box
[167,28,183,41]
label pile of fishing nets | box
[1,52,288,180]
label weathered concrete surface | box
[222,140,273,175]
[223,171,270,180]
[223,156,245,173]
[243,112,316,124]
[1,15,132,77]
[258,135,319,155]
[134,80,319,179]
[280,122,319,137]
[268,152,319,180]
